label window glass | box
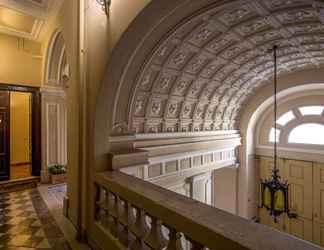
[299,106,324,116]
[269,128,280,143]
[288,123,324,145]
[276,111,295,126]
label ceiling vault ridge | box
[127,0,324,134]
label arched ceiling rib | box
[130,0,324,134]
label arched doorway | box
[41,30,69,183]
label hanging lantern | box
[260,46,297,222]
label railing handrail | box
[94,171,323,250]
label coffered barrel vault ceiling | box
[130,0,324,134]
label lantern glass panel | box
[274,189,285,212]
[263,185,271,208]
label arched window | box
[266,105,324,146]
[288,123,324,145]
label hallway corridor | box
[0,189,71,249]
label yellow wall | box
[10,91,31,165]
[0,33,42,86]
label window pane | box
[276,111,295,126]
[288,123,324,145]
[299,106,324,116]
[269,128,280,142]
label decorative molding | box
[0,0,64,41]
[128,0,324,134]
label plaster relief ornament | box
[208,34,235,52]
[280,9,316,22]
[195,106,204,119]
[189,58,205,73]
[267,0,307,9]
[168,103,178,116]
[215,110,223,119]
[158,46,168,57]
[151,102,162,116]
[135,99,145,115]
[220,6,251,25]
[173,53,187,66]
[189,85,201,97]
[193,28,213,44]
[159,77,171,90]
[175,79,189,95]
[141,73,151,89]
[183,104,192,117]
[239,18,268,35]
[206,108,214,119]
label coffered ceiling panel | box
[130,0,324,134]
[0,0,63,41]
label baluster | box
[144,215,167,249]
[95,185,104,221]
[129,207,148,250]
[117,198,131,247]
[102,188,110,228]
[164,226,183,250]
[107,192,118,237]
[186,237,204,250]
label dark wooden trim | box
[11,162,32,167]
[0,83,39,93]
[0,91,10,181]
[31,90,41,176]
[0,83,41,178]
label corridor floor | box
[0,188,71,250]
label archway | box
[240,76,324,219]
[94,0,324,217]
[41,30,69,183]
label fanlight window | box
[276,111,295,126]
[269,128,280,143]
[288,123,324,145]
[299,106,324,116]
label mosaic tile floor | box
[0,188,71,250]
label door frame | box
[0,83,41,179]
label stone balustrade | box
[93,171,323,250]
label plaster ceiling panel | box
[186,22,222,48]
[170,74,194,97]
[235,17,272,37]
[205,33,239,54]
[152,69,178,95]
[0,7,35,33]
[130,0,324,133]
[275,9,318,24]
[217,3,258,27]
[0,0,63,41]
[262,0,309,11]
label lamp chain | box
[273,45,279,182]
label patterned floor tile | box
[0,188,71,250]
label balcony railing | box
[92,171,323,250]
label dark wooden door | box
[0,91,10,181]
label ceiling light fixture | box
[96,0,111,15]
[260,45,297,223]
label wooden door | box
[283,160,313,241]
[0,91,10,181]
[284,216,313,242]
[313,163,324,223]
[313,163,324,246]
[314,222,324,247]
[284,160,313,220]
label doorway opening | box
[0,84,41,183]
[10,91,32,180]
